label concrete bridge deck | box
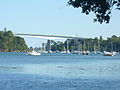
[15,33,89,40]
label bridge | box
[15,33,89,40]
[15,33,91,52]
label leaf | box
[116,7,120,10]
[113,1,117,5]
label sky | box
[0,0,120,47]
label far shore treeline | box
[44,35,120,52]
[0,29,120,53]
[0,30,28,52]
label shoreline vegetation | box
[0,29,120,53]
[0,29,29,52]
[41,35,120,53]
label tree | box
[0,30,28,52]
[68,0,120,23]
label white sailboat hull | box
[27,51,41,55]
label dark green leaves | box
[68,0,120,23]
[0,30,28,52]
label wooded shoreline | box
[0,30,29,52]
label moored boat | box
[82,51,90,55]
[103,51,113,56]
[27,51,41,55]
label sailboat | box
[103,51,113,56]
[27,51,41,55]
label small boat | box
[82,51,90,55]
[61,50,70,54]
[103,51,113,56]
[60,51,67,54]
[48,50,52,54]
[66,50,70,54]
[111,51,117,56]
[27,51,41,55]
[71,51,80,54]
[93,51,102,54]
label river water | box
[0,52,120,90]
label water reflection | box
[0,66,23,72]
[18,60,120,78]
[0,61,120,79]
[0,53,120,79]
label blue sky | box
[0,0,120,47]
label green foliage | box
[46,40,65,51]
[68,35,120,52]
[46,35,120,52]
[0,30,28,52]
[68,0,120,23]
